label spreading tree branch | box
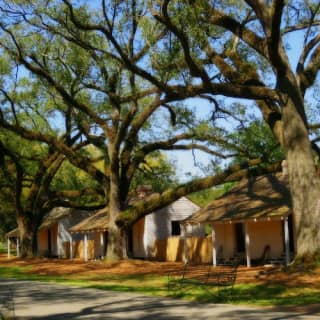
[118,158,282,227]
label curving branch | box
[266,0,288,76]
[120,94,162,172]
[0,22,111,135]
[118,158,282,227]
[0,119,106,184]
[0,139,24,214]
[153,1,211,82]
[298,41,320,95]
[26,151,62,212]
[49,188,105,199]
[209,9,268,58]
[244,0,268,26]
[168,82,279,101]
[62,0,172,94]
[46,199,105,211]
[309,123,320,130]
[149,143,237,159]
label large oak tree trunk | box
[16,214,35,258]
[279,76,320,260]
[105,166,128,261]
[106,218,128,261]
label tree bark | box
[118,159,281,227]
[105,198,128,261]
[105,218,128,261]
[105,152,128,261]
[16,214,34,258]
[279,75,320,260]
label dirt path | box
[1,279,320,320]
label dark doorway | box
[104,231,108,256]
[171,221,181,236]
[127,228,133,257]
[282,214,295,253]
[235,223,245,253]
[288,214,294,252]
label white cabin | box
[132,197,204,259]
[37,207,92,258]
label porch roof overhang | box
[6,228,18,238]
[183,173,292,225]
[39,207,74,230]
[69,208,108,233]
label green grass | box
[0,265,319,307]
[0,242,16,256]
[0,243,7,254]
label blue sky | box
[8,2,316,183]
[169,31,308,181]
[57,1,317,183]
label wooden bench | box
[168,263,238,298]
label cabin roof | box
[70,196,199,233]
[38,207,83,230]
[69,208,108,233]
[183,173,292,225]
[5,228,18,238]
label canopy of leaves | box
[229,120,284,165]
[187,182,235,207]
[0,0,318,232]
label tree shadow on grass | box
[168,283,320,307]
[1,279,320,320]
[24,298,188,320]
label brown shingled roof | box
[69,208,108,233]
[69,188,159,233]
[184,173,292,225]
[6,208,93,238]
[39,207,75,230]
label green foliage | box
[1,0,317,259]
[51,159,104,207]
[187,182,235,207]
[0,210,16,242]
[0,175,16,240]
[229,120,284,164]
[131,151,177,193]
[0,242,8,253]
[51,160,98,192]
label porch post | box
[69,234,73,260]
[183,224,188,264]
[284,216,290,266]
[100,231,105,258]
[84,233,88,262]
[7,237,10,258]
[211,225,217,267]
[16,237,20,257]
[245,223,251,267]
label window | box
[171,221,181,236]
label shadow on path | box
[1,279,319,320]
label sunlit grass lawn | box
[0,242,16,256]
[1,264,320,307]
[0,243,7,254]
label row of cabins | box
[6,172,295,267]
